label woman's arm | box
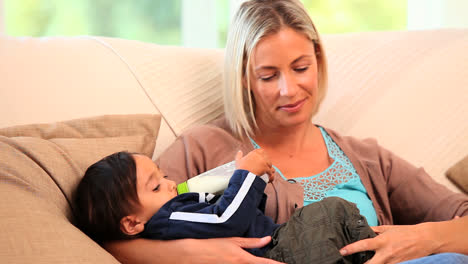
[104,236,284,264]
[433,215,468,254]
[339,216,468,264]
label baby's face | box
[133,154,177,223]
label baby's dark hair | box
[74,151,140,244]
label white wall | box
[408,0,468,30]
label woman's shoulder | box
[157,116,243,180]
[174,116,243,167]
[182,116,232,137]
[178,116,240,146]
[320,125,416,177]
[319,125,402,167]
[321,126,381,153]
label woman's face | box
[248,27,318,130]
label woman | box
[106,0,468,263]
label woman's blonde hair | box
[223,0,328,138]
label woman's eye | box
[153,185,160,192]
[260,74,275,81]
[295,66,308,72]
[163,175,168,179]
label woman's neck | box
[252,120,320,155]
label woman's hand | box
[339,223,440,264]
[105,236,284,264]
[340,216,468,263]
[340,216,468,264]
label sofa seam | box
[82,36,177,137]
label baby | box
[74,150,375,264]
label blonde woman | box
[106,1,468,263]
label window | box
[4,0,184,45]
[302,0,407,34]
[3,0,465,48]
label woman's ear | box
[120,215,145,236]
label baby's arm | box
[149,169,269,239]
[144,149,277,240]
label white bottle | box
[177,161,237,195]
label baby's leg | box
[264,197,375,264]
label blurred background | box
[1,0,467,48]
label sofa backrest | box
[316,29,468,192]
[0,36,157,125]
[0,35,225,157]
[1,29,467,192]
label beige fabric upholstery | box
[0,36,157,129]
[0,114,160,263]
[91,37,225,155]
[315,29,468,192]
[0,29,467,263]
[447,155,468,194]
[96,37,225,134]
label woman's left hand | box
[339,223,441,264]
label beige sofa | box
[1,29,467,263]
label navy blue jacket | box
[142,169,279,256]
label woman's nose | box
[279,73,298,96]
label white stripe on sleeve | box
[206,193,215,202]
[169,172,257,224]
[198,192,205,203]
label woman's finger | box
[340,237,378,256]
[232,236,272,249]
[371,225,393,234]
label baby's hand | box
[235,149,275,182]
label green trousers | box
[264,197,376,264]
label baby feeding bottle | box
[177,161,237,195]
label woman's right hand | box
[339,216,468,264]
[105,236,284,264]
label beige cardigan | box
[157,117,468,225]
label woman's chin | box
[276,115,312,128]
[258,110,313,130]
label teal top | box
[250,126,378,226]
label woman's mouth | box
[278,99,306,113]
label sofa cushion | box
[95,37,225,157]
[316,29,468,192]
[446,155,468,194]
[0,114,160,263]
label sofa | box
[0,29,467,263]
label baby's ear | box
[120,215,145,236]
